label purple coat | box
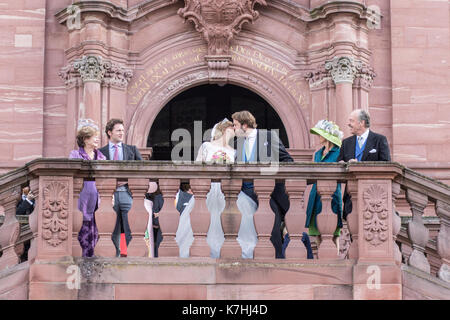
[69,148,106,221]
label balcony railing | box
[0,159,449,285]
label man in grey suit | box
[99,119,142,257]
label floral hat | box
[310,119,343,147]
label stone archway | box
[147,83,290,160]
[127,58,311,153]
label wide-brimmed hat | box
[310,120,343,147]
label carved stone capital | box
[73,55,110,83]
[103,62,134,89]
[59,64,82,88]
[325,56,358,84]
[354,61,376,90]
[304,65,334,90]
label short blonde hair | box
[232,110,257,129]
[76,126,98,148]
[212,120,233,140]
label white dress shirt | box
[357,129,370,148]
[245,128,257,159]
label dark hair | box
[105,119,124,139]
[358,110,371,128]
[76,126,98,148]
[232,110,257,129]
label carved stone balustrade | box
[1,159,450,300]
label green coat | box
[305,146,343,236]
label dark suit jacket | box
[337,130,391,162]
[338,130,391,219]
[235,129,293,163]
[16,198,35,215]
[99,143,143,161]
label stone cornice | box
[55,0,379,29]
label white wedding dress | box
[196,141,258,259]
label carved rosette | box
[362,184,389,246]
[42,181,69,247]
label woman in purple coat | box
[69,122,106,257]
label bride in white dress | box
[196,118,258,259]
[196,119,235,258]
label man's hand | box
[27,192,35,200]
[348,158,358,163]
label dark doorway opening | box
[147,84,289,160]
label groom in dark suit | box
[232,110,293,259]
[338,109,391,219]
[99,119,142,257]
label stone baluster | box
[285,179,307,258]
[392,182,402,264]
[158,178,181,257]
[128,178,150,257]
[71,177,84,257]
[253,179,275,258]
[220,178,243,258]
[190,178,212,257]
[315,180,339,259]
[94,178,117,257]
[406,189,430,273]
[27,178,39,263]
[346,180,359,259]
[435,200,450,282]
[0,185,22,269]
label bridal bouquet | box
[211,150,231,164]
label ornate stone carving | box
[42,181,69,247]
[73,55,110,83]
[103,62,134,88]
[178,0,267,56]
[205,55,232,84]
[362,184,389,246]
[325,56,358,84]
[354,62,376,90]
[304,65,333,90]
[59,64,82,88]
[339,221,351,259]
[307,57,376,89]
[435,200,450,282]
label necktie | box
[357,136,363,148]
[113,144,119,160]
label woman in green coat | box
[305,120,344,239]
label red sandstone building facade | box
[0,0,449,300]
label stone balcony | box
[0,159,449,300]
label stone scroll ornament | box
[363,185,389,246]
[178,0,267,55]
[42,181,69,247]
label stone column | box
[220,178,243,258]
[435,200,450,282]
[315,180,339,259]
[325,56,357,138]
[253,179,276,258]
[406,189,430,273]
[27,178,39,264]
[127,178,150,257]
[285,179,307,258]
[73,55,109,131]
[0,185,22,269]
[158,178,181,257]
[94,178,117,257]
[190,178,212,257]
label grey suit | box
[99,143,142,256]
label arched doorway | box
[147,84,289,160]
